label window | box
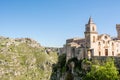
[112,43,114,50]
[105,36,107,39]
[112,51,114,56]
[98,42,101,45]
[92,26,95,31]
[93,36,95,42]
[112,43,114,46]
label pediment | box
[98,34,111,41]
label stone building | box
[60,17,120,61]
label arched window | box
[93,36,95,42]
[92,26,95,31]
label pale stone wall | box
[117,41,120,54]
[91,34,119,57]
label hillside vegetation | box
[0,36,58,80]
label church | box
[59,17,120,61]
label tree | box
[83,58,119,80]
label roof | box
[88,17,94,24]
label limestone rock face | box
[0,36,58,80]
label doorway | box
[105,49,108,56]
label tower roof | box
[88,17,94,24]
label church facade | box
[59,17,120,61]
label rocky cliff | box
[0,36,58,80]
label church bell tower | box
[116,24,120,40]
[84,17,98,48]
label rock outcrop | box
[0,36,58,80]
